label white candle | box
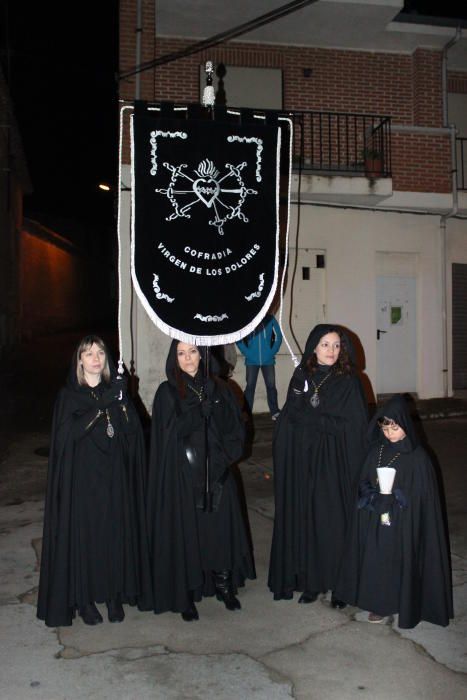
[377,467,396,494]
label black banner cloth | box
[131,108,287,345]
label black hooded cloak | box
[268,324,369,599]
[335,395,453,628]
[37,353,152,627]
[147,341,256,614]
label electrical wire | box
[119,0,318,80]
[287,120,304,356]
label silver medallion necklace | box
[91,389,115,438]
[309,370,332,408]
[105,409,115,438]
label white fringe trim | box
[117,104,135,374]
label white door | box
[376,276,417,394]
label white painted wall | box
[448,93,467,138]
[119,164,467,411]
[119,165,171,411]
[283,204,447,402]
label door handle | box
[377,329,387,340]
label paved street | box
[0,334,466,699]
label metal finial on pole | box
[202,61,215,108]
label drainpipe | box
[440,27,461,397]
[135,0,143,100]
[442,27,461,126]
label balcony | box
[276,109,393,205]
[456,137,467,192]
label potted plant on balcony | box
[362,146,383,177]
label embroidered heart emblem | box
[193,178,220,208]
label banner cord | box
[117,104,135,374]
[277,117,300,367]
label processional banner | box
[131,102,290,345]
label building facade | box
[118,0,467,409]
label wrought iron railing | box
[456,137,467,191]
[280,110,392,177]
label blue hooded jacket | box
[237,315,282,366]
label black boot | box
[213,570,241,611]
[331,593,347,609]
[298,592,318,604]
[181,600,199,622]
[107,599,125,622]
[79,603,103,625]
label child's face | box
[381,421,406,443]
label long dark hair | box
[306,328,353,376]
[174,345,204,399]
[174,362,188,399]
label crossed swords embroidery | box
[154,158,258,236]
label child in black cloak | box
[335,395,453,628]
[37,335,152,627]
[147,340,256,622]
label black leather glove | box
[289,368,307,395]
[112,375,128,397]
[96,384,121,410]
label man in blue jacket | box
[237,314,282,419]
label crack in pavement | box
[387,621,467,677]
[54,640,297,697]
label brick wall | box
[391,132,452,192]
[412,49,444,128]
[119,0,156,161]
[119,0,156,101]
[118,4,454,193]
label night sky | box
[1,0,466,240]
[404,1,467,19]
[2,1,119,236]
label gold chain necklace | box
[309,371,333,408]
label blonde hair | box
[76,335,111,386]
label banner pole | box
[203,346,213,512]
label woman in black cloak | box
[268,324,368,605]
[37,335,152,627]
[335,395,453,628]
[147,340,255,621]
